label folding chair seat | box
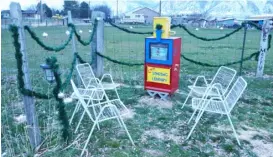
[76,63,120,95]
[188,86,220,97]
[182,66,237,109]
[186,77,247,145]
[192,98,226,114]
[69,63,126,125]
[70,87,98,99]
[70,80,134,156]
[69,78,130,134]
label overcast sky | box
[0,0,133,11]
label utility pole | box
[117,0,119,17]
[40,0,43,23]
[159,0,161,16]
[89,1,91,19]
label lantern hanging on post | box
[40,63,55,83]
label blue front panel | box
[145,38,173,65]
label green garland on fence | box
[182,33,272,67]
[24,20,98,51]
[46,56,70,143]
[10,25,71,142]
[68,20,98,46]
[95,33,272,67]
[59,52,92,90]
[9,25,52,99]
[96,52,144,66]
[181,52,258,67]
[171,24,244,41]
[24,25,73,52]
[75,52,91,64]
[107,21,263,41]
[60,53,77,90]
[106,20,153,35]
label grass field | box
[1,24,273,156]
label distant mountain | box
[116,0,273,19]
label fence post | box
[67,11,80,84]
[10,2,41,148]
[239,23,248,76]
[256,20,273,77]
[91,13,104,77]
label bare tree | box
[26,4,37,11]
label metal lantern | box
[40,63,55,83]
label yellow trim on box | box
[147,66,171,85]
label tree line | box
[27,1,111,19]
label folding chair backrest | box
[70,79,95,122]
[224,77,247,113]
[211,66,237,94]
[76,63,99,88]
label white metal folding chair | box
[70,78,130,134]
[182,66,237,109]
[70,80,135,156]
[69,63,125,125]
[69,81,105,130]
[76,63,120,99]
[186,77,247,145]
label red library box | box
[144,37,182,98]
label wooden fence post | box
[67,11,80,84]
[91,12,105,77]
[256,20,273,77]
[10,2,41,148]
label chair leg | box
[188,108,199,124]
[114,88,121,100]
[75,111,85,133]
[116,115,123,128]
[118,116,135,146]
[182,90,192,109]
[186,108,205,140]
[69,101,80,125]
[91,99,100,131]
[226,114,241,146]
[195,101,207,123]
[80,121,97,157]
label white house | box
[120,7,159,24]
[120,13,145,24]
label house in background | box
[216,18,241,28]
[22,10,40,19]
[121,7,159,24]
[1,10,39,19]
[1,10,10,19]
[120,13,145,24]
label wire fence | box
[1,15,272,156]
[103,21,271,85]
[1,20,95,156]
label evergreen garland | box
[106,20,153,35]
[156,24,163,30]
[10,25,52,99]
[24,25,73,52]
[68,20,98,46]
[170,24,244,41]
[60,53,77,90]
[181,52,259,67]
[96,52,144,66]
[46,56,71,143]
[75,52,91,64]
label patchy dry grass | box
[1,25,273,156]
